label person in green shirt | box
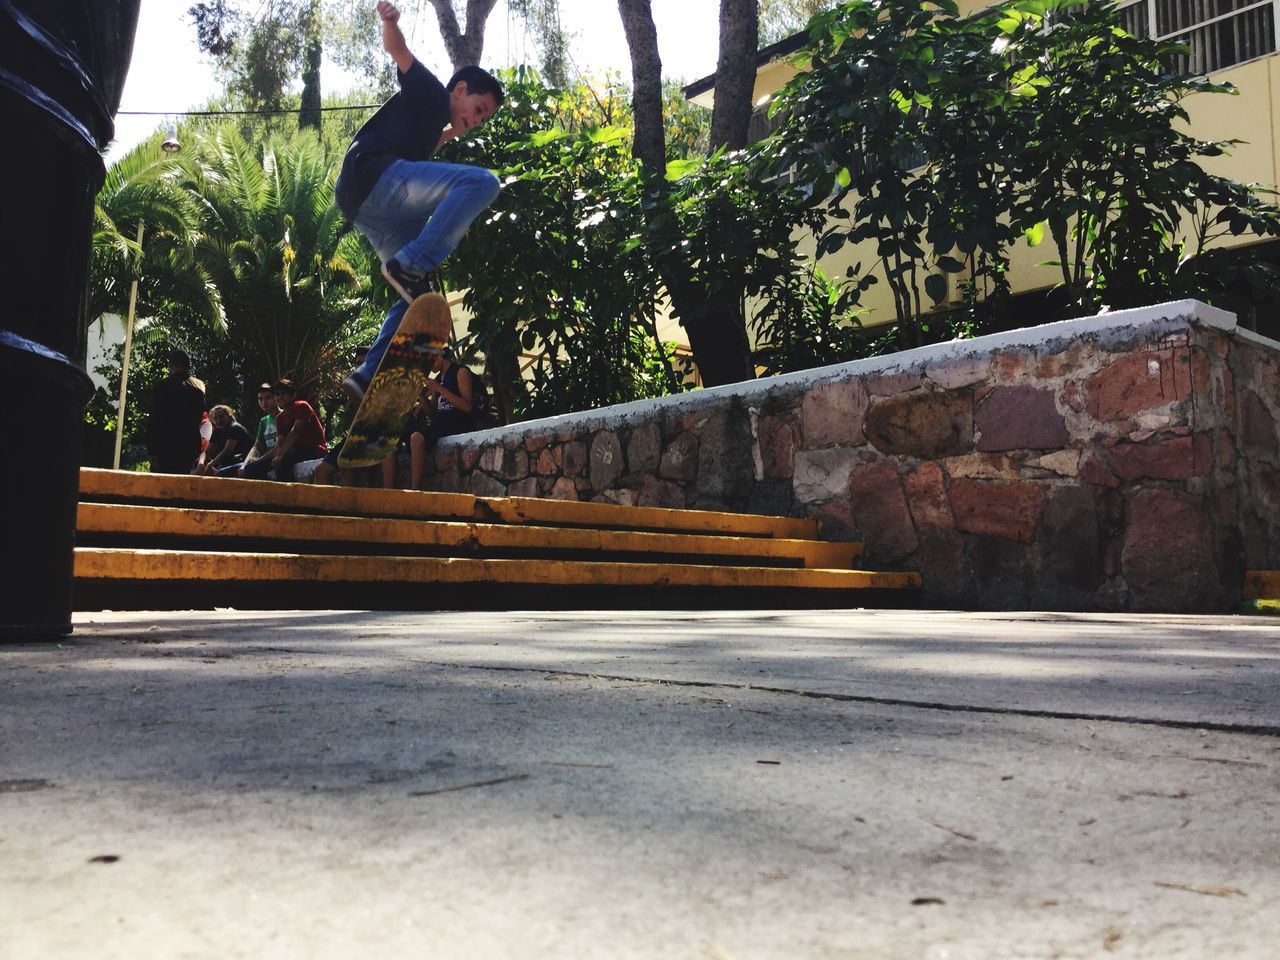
[232,384,279,478]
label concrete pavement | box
[2,609,1278,958]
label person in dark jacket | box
[145,348,206,475]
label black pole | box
[0,1,141,637]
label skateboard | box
[338,292,452,468]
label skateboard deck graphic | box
[338,292,452,468]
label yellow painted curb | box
[77,503,862,569]
[80,468,820,540]
[1243,570,1280,600]
[75,548,921,592]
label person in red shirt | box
[242,379,327,481]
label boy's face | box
[449,82,497,134]
[257,390,274,412]
[273,389,294,407]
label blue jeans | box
[350,159,500,386]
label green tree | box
[442,69,680,420]
[169,125,379,407]
[90,135,225,333]
[770,0,1280,342]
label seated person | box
[230,384,280,477]
[381,387,433,489]
[198,405,255,476]
[382,349,476,489]
[242,379,327,481]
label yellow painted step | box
[79,468,820,540]
[77,503,863,569]
[1243,570,1280,599]
[75,548,921,592]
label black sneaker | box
[381,258,435,304]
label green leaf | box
[587,125,628,146]
[529,129,567,148]
[665,158,701,181]
[1023,221,1046,247]
[836,166,852,188]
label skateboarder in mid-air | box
[334,0,504,406]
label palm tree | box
[173,125,378,401]
[90,135,224,332]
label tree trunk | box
[616,0,755,387]
[299,0,322,132]
[426,0,500,70]
[618,0,665,173]
[709,0,758,150]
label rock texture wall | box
[413,300,1277,612]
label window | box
[1117,0,1277,74]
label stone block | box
[626,422,662,475]
[546,477,579,501]
[757,415,797,479]
[1084,347,1209,422]
[863,369,922,396]
[1079,455,1119,488]
[864,390,974,458]
[904,461,954,535]
[460,446,481,471]
[802,379,868,446]
[992,351,1033,382]
[590,430,624,490]
[470,471,507,498]
[813,498,858,541]
[1028,450,1081,477]
[925,355,989,390]
[793,446,863,504]
[850,461,919,562]
[975,385,1069,451]
[562,441,589,479]
[944,452,1022,481]
[534,447,560,477]
[1109,434,1213,481]
[659,433,698,482]
[950,479,1047,543]
[696,410,755,499]
[637,475,686,509]
[507,477,539,498]
[1122,487,1218,610]
[479,445,528,481]
[1038,486,1100,591]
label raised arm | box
[376,1,415,74]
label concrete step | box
[76,503,863,569]
[79,468,819,539]
[74,468,921,610]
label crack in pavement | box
[411,659,1280,739]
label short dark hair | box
[257,383,273,393]
[447,65,504,107]
[272,379,295,394]
[167,348,191,370]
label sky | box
[108,0,726,162]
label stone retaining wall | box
[409,300,1278,612]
